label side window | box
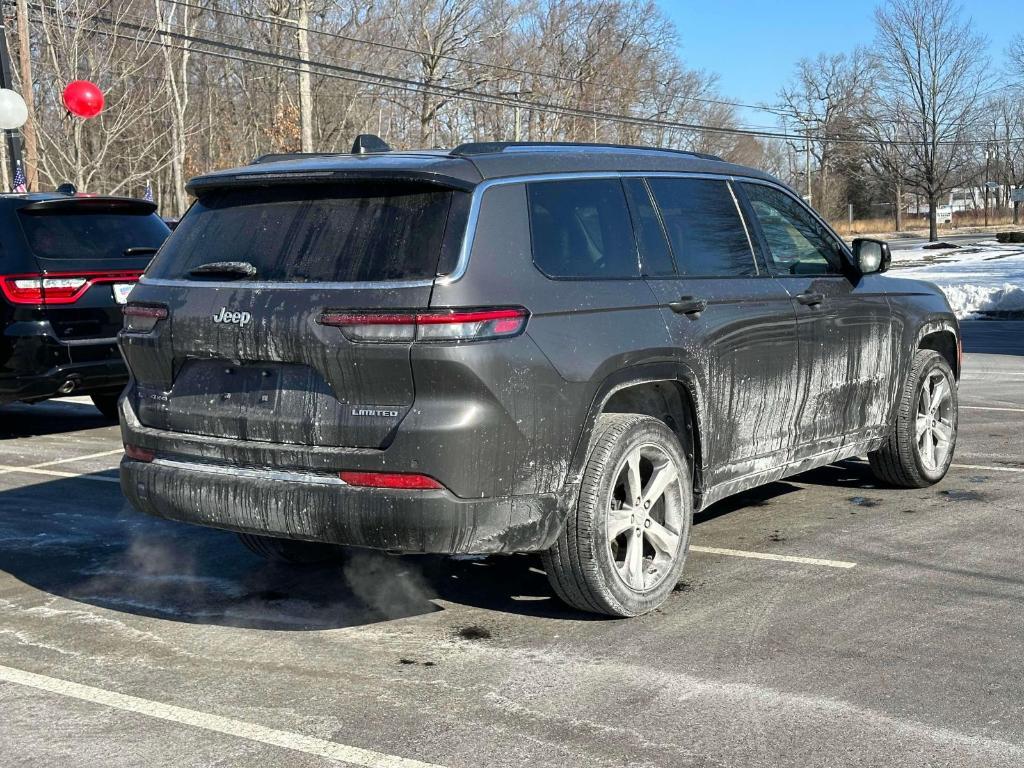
[527,179,639,279]
[646,178,756,277]
[622,178,675,277]
[741,183,845,275]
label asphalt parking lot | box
[1,342,1022,767]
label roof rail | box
[449,141,723,162]
[250,152,349,165]
[251,135,393,164]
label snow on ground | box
[888,239,1024,319]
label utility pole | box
[14,0,34,189]
[296,0,312,153]
[500,82,529,142]
[0,1,24,187]
[983,145,991,227]
[804,131,812,206]
[266,1,313,152]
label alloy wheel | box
[915,370,954,471]
[606,444,684,592]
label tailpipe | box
[57,376,80,395]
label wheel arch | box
[566,364,707,507]
[916,320,960,380]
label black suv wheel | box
[869,350,958,488]
[543,414,692,617]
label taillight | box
[318,307,529,343]
[123,303,168,333]
[0,271,142,305]
[339,471,445,490]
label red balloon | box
[62,80,104,119]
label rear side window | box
[623,178,675,277]
[527,179,639,279]
[147,183,454,283]
[18,210,169,260]
[647,178,755,277]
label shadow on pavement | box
[0,472,591,630]
[0,399,116,439]
[1,459,884,630]
[787,457,882,490]
[960,320,1024,356]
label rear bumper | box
[120,455,564,554]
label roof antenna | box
[351,134,392,154]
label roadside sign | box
[1012,188,1024,203]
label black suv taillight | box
[0,271,142,305]
[317,307,529,343]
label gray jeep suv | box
[118,140,960,616]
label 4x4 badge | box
[212,307,251,326]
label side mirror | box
[852,238,891,275]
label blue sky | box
[660,1,1020,128]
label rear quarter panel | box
[428,182,677,496]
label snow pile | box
[889,240,1024,319]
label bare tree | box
[155,0,199,215]
[872,0,988,241]
[779,50,874,218]
[32,0,172,193]
[11,0,762,207]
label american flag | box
[142,179,153,202]
[12,163,26,194]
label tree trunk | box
[1014,199,1020,226]
[928,193,938,242]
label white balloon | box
[0,89,28,130]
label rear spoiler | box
[186,169,477,196]
[19,197,158,216]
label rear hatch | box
[124,179,469,449]
[10,197,169,341]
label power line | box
[67,10,809,141]
[133,0,803,120]
[30,5,1024,148]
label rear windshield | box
[147,183,455,283]
[18,209,170,260]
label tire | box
[542,413,692,617]
[91,393,121,421]
[237,532,344,565]
[869,350,958,488]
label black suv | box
[118,141,960,616]
[1,194,169,416]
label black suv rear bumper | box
[1,327,126,403]
[121,454,563,554]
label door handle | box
[668,296,708,315]
[795,291,825,307]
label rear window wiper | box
[188,261,258,279]
[124,246,159,257]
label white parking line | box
[952,463,1024,474]
[30,448,123,468]
[690,545,856,569]
[0,465,120,483]
[0,664,444,768]
[961,405,1024,413]
[961,371,1024,377]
